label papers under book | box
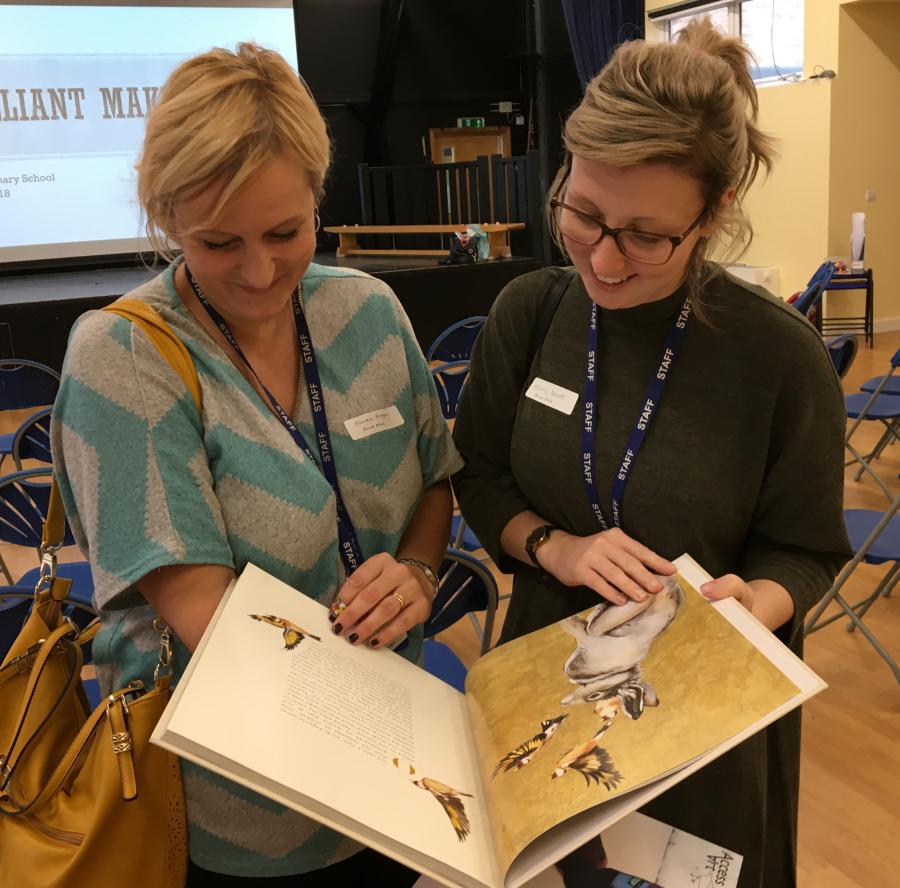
[151,556,824,888]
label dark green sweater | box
[452,265,850,888]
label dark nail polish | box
[348,633,359,644]
[332,623,342,634]
[369,639,380,648]
[328,613,336,623]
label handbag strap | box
[0,622,82,792]
[0,683,146,815]
[42,299,202,552]
[40,478,68,553]
[102,298,203,415]
[32,298,197,673]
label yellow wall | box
[827,1,900,322]
[644,0,838,296]
[740,81,831,298]
[644,0,900,311]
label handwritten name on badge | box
[525,378,579,415]
[344,405,404,441]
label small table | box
[817,267,874,347]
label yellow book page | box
[464,571,800,876]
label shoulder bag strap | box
[525,268,576,376]
[102,298,203,416]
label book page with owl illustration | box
[464,555,821,885]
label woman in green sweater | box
[452,19,850,888]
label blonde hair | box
[550,18,776,303]
[137,43,331,258]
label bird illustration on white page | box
[392,757,474,842]
[248,614,322,650]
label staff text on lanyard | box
[581,296,691,530]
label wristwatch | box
[525,524,558,569]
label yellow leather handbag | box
[0,299,200,887]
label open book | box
[151,556,824,888]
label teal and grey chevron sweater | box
[51,259,462,877]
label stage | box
[0,253,542,370]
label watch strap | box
[525,524,557,568]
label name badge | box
[344,405,404,441]
[525,378,579,415]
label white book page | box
[152,564,501,888]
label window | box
[651,0,804,83]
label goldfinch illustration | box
[249,614,321,650]
[492,714,568,777]
[412,777,475,842]
[551,722,623,790]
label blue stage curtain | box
[561,0,645,88]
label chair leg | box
[809,581,900,682]
[868,424,895,462]
[810,562,900,633]
[832,590,900,683]
[847,562,900,629]
[849,434,886,478]
[870,419,900,460]
[0,551,13,584]
[452,516,468,549]
[466,611,484,646]
[805,507,896,635]
[805,505,900,683]
[846,441,895,502]
[480,595,496,657]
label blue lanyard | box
[186,267,364,575]
[582,295,692,530]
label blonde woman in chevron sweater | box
[51,44,459,887]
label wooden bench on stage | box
[323,223,526,260]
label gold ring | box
[390,591,406,609]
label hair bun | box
[676,17,758,115]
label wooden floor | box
[2,334,898,886]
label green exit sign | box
[457,117,485,128]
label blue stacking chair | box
[423,547,500,692]
[790,261,836,321]
[423,638,469,694]
[825,334,859,380]
[450,515,482,552]
[431,360,470,421]
[430,360,486,553]
[843,346,900,502]
[0,360,60,469]
[426,316,486,364]
[0,585,100,706]
[0,469,94,611]
[805,494,900,684]
[860,376,900,397]
[429,361,483,552]
[0,586,33,660]
[11,406,53,469]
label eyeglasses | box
[550,198,707,266]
